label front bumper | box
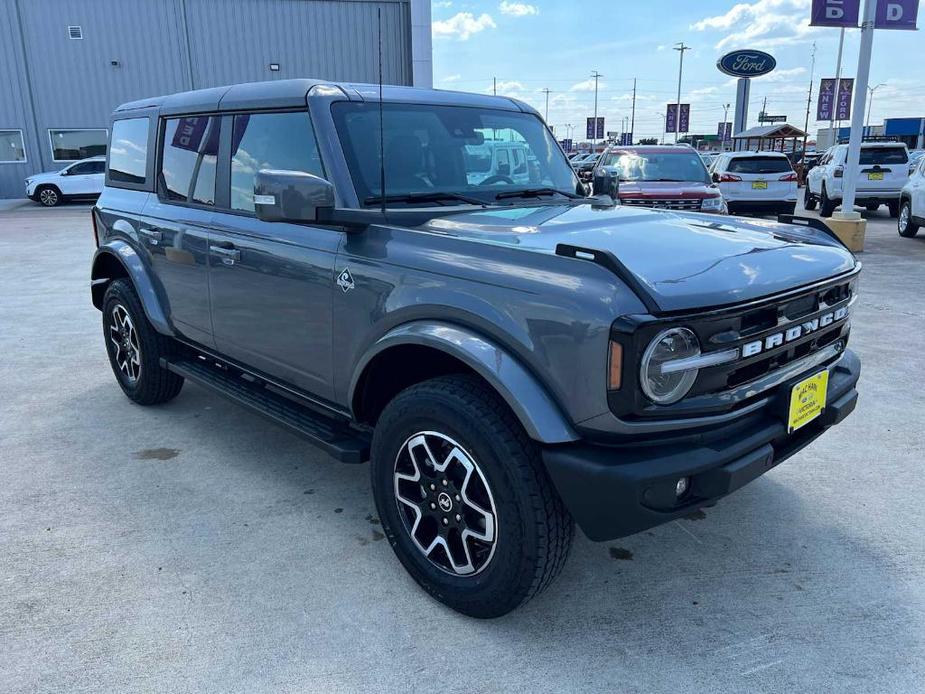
[542,349,860,541]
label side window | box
[89,160,105,174]
[160,116,221,206]
[512,148,527,175]
[68,162,94,175]
[496,148,510,175]
[108,118,149,185]
[230,111,324,213]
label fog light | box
[675,477,690,498]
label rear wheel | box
[865,203,880,212]
[102,279,184,405]
[898,200,920,238]
[36,185,62,207]
[370,374,573,618]
[819,184,836,218]
[887,200,900,218]
[803,186,817,211]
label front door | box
[60,160,104,195]
[207,110,338,401]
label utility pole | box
[659,113,666,145]
[830,27,845,145]
[630,77,637,145]
[590,70,602,152]
[493,77,497,96]
[542,88,551,123]
[722,103,731,151]
[801,42,817,177]
[866,82,885,132]
[761,96,768,122]
[673,43,691,143]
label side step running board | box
[161,357,370,464]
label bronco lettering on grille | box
[741,305,848,358]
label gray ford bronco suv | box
[91,79,860,618]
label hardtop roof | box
[113,78,534,117]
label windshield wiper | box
[364,191,487,207]
[494,187,581,201]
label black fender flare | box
[349,321,579,444]
[90,239,171,335]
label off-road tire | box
[102,279,183,405]
[887,200,900,218]
[898,200,920,238]
[803,186,817,211]
[36,185,62,207]
[370,374,574,618]
[819,184,836,218]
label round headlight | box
[640,327,700,405]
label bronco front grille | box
[620,197,703,211]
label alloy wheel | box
[39,189,58,206]
[109,304,141,383]
[393,431,498,576]
[899,204,910,233]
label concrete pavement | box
[1,201,923,693]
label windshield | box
[332,102,579,206]
[727,156,793,174]
[599,150,710,183]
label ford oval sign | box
[716,49,777,78]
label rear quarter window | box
[108,118,150,185]
[859,147,908,166]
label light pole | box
[659,113,666,145]
[673,43,691,143]
[591,71,602,151]
[830,27,845,145]
[565,123,573,151]
[542,87,551,124]
[866,82,885,133]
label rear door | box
[207,110,338,401]
[59,160,101,195]
[723,154,795,200]
[857,145,909,193]
[140,114,223,347]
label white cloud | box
[691,0,819,50]
[433,1,453,7]
[499,1,538,17]
[487,80,527,97]
[570,78,606,92]
[440,74,462,83]
[433,12,496,40]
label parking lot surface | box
[1,201,923,693]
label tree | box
[638,137,658,145]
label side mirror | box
[254,169,335,223]
[497,162,510,177]
[711,172,721,183]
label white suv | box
[898,153,925,238]
[805,142,910,218]
[25,156,106,207]
[709,151,798,216]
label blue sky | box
[431,0,924,142]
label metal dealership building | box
[0,0,433,199]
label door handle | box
[139,227,163,245]
[210,245,241,265]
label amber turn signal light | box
[608,341,623,391]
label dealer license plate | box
[788,371,829,433]
[868,172,884,181]
[752,181,768,189]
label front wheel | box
[898,200,920,238]
[803,186,817,211]
[102,279,184,405]
[370,374,573,618]
[36,185,62,207]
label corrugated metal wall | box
[0,0,412,198]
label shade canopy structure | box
[732,124,808,152]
